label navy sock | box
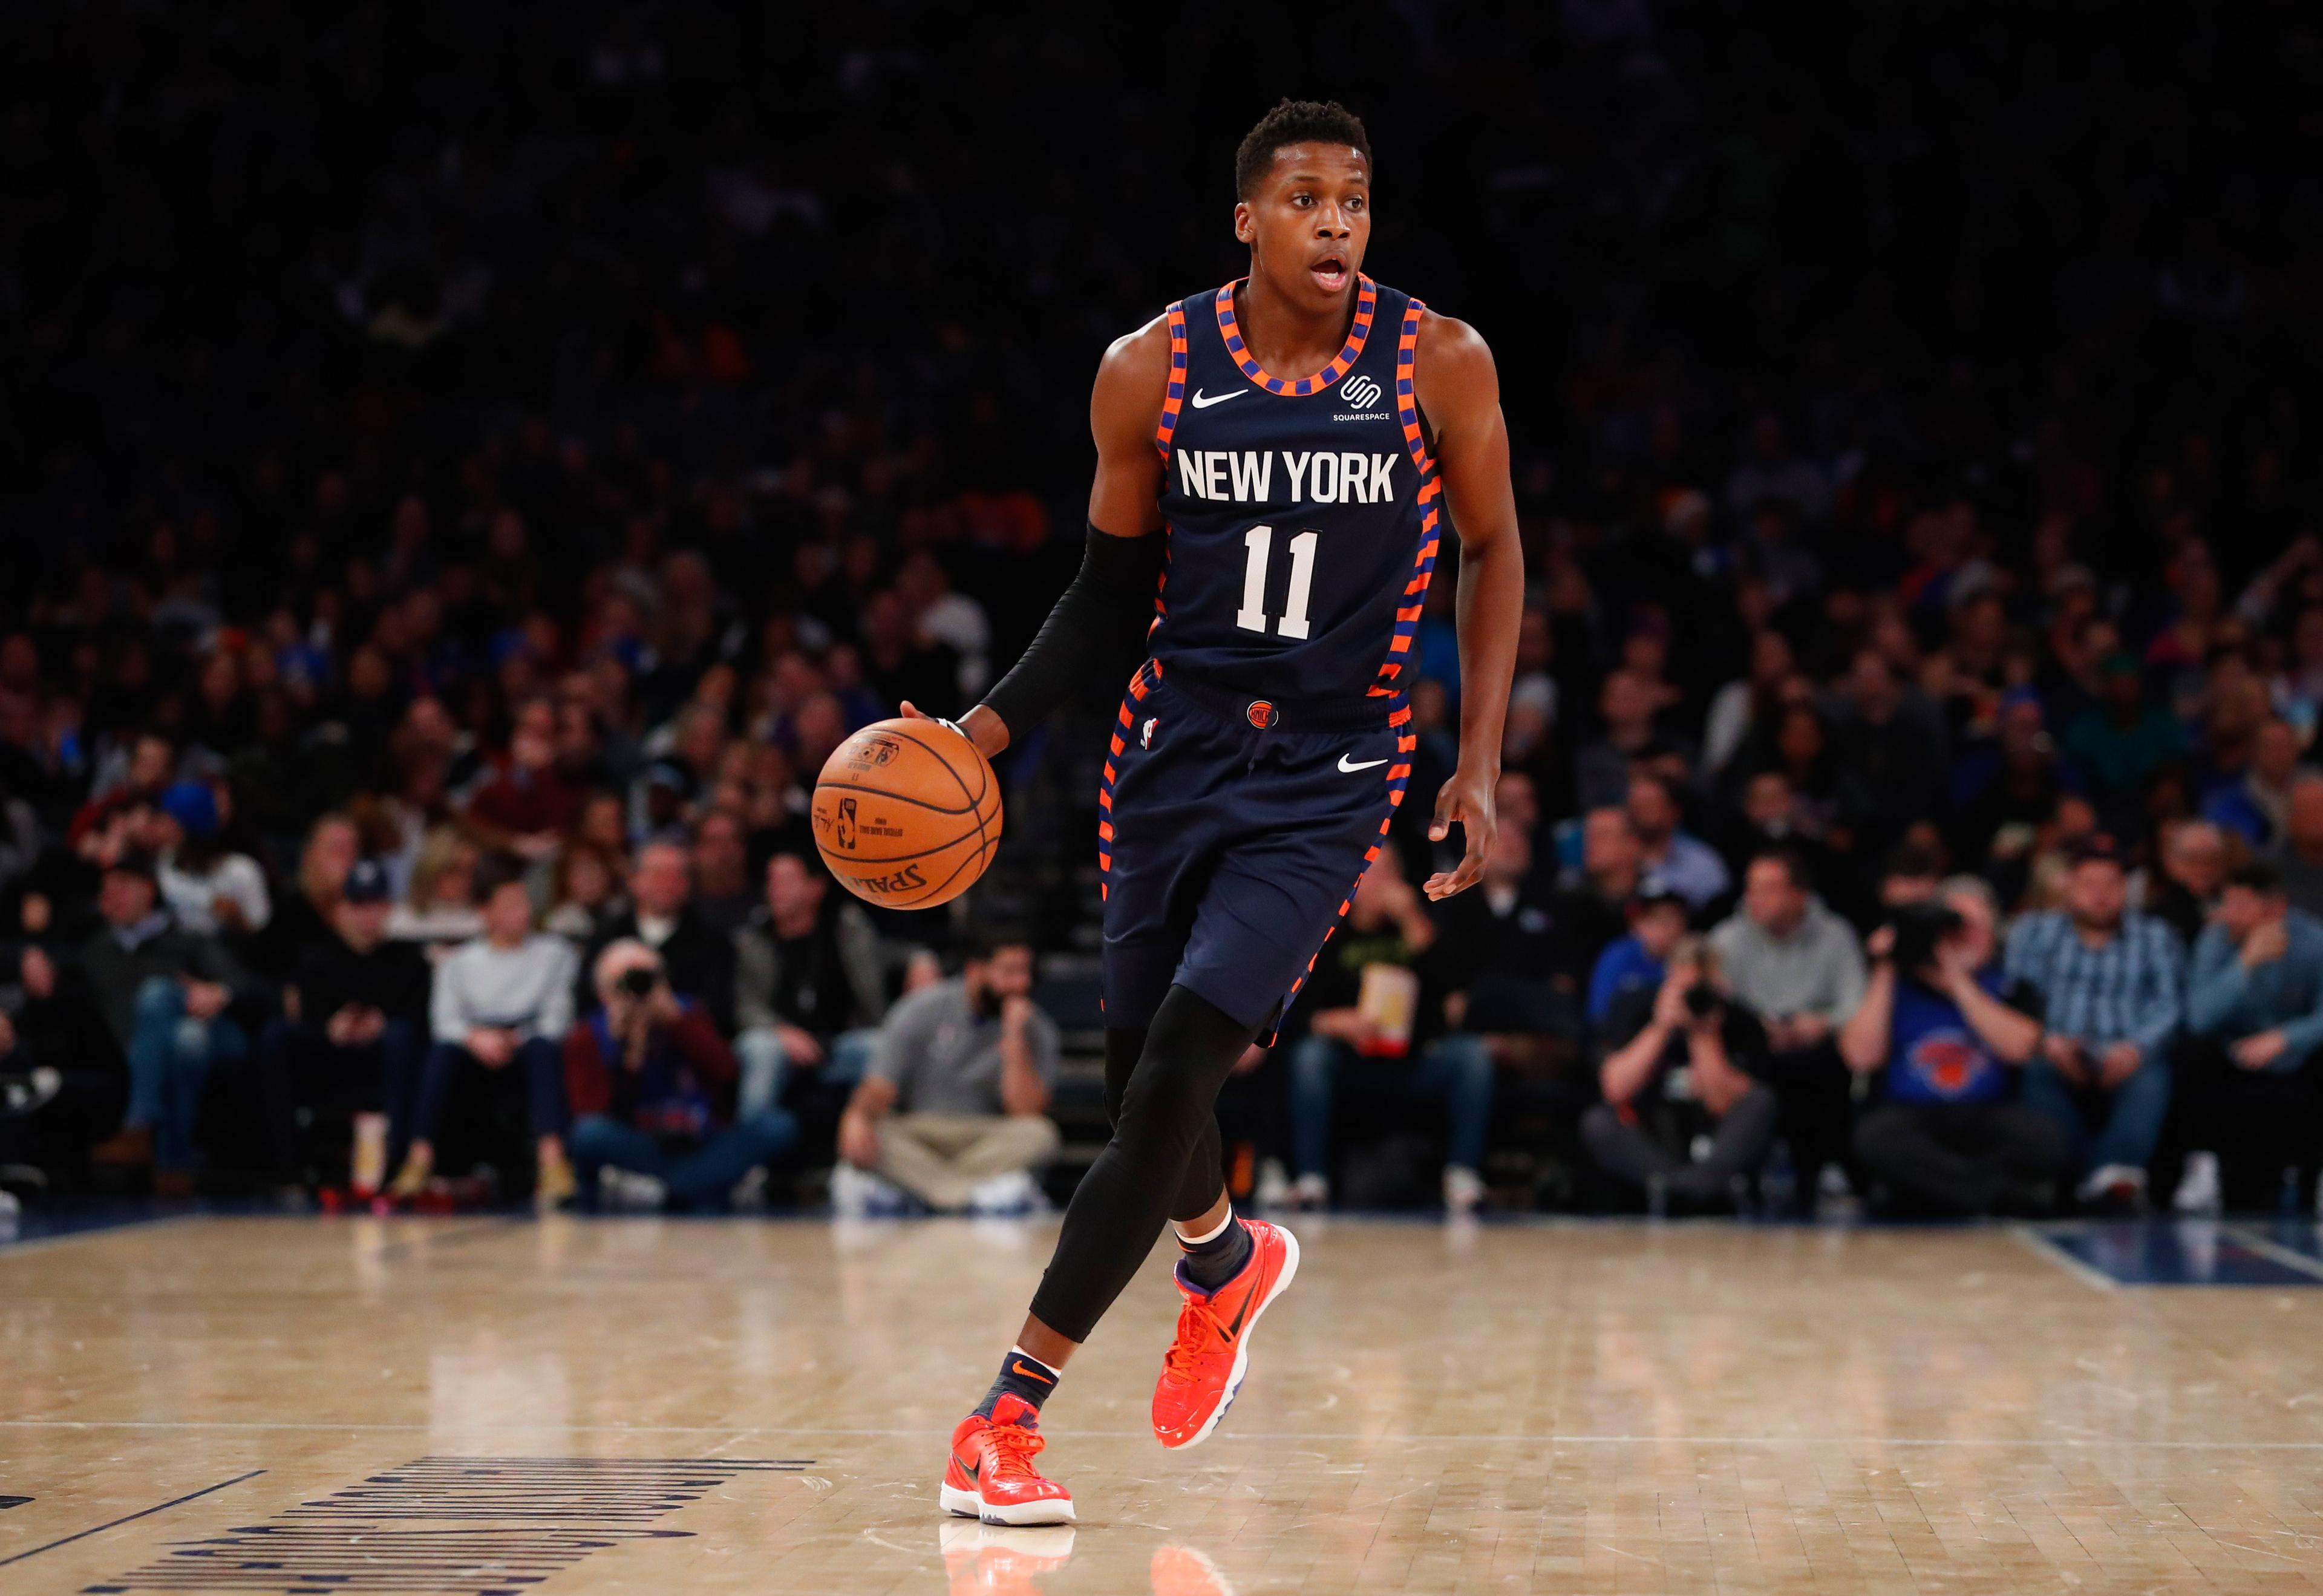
[1177,1211,1252,1292]
[973,1347,1061,1421]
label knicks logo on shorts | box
[1142,716,1157,748]
[1246,700,1275,729]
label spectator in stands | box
[1583,936,1778,1212]
[2278,776,2323,920]
[1285,851,1495,1213]
[1627,771,1730,911]
[1843,877,2067,1215]
[2146,819,2230,947]
[833,930,1058,1217]
[390,859,577,1205]
[1708,847,1866,1196]
[1586,886,1691,1033]
[733,851,886,1116]
[462,697,578,862]
[255,814,360,980]
[153,780,270,940]
[2064,654,2187,832]
[563,939,797,1210]
[2204,719,2307,850]
[2004,834,2184,1209]
[1430,820,1577,1058]
[81,855,258,1194]
[2173,862,2323,1214]
[581,839,736,1035]
[543,843,620,944]
[1573,671,1669,812]
[387,828,485,954]
[256,860,428,1194]
[690,811,755,936]
[0,940,125,1185]
[1549,808,1646,972]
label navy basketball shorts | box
[1097,660,1415,1039]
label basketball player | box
[906,99,1522,1525]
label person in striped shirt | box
[2002,833,2186,1209]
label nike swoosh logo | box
[1220,1289,1255,1341]
[1338,754,1388,773]
[1189,388,1245,408]
[1010,1360,1055,1384]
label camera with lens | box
[618,966,661,999]
[1682,981,1722,1019]
[1884,900,1963,976]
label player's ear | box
[1233,200,1255,244]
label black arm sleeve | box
[979,523,1165,738]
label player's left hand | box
[1424,768,1495,900]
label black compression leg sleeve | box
[1028,987,1255,1343]
[1100,1024,1227,1225]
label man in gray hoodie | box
[1708,847,1866,1200]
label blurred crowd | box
[4,4,2322,1217]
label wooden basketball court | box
[7,1211,2323,1594]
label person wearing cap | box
[254,859,431,1194]
[2172,860,2323,1214]
[80,853,261,1194]
[2003,833,2186,1209]
[152,779,270,939]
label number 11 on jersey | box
[1235,524,1318,640]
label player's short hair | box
[1234,99,1372,198]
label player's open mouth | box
[1310,255,1349,291]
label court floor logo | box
[1338,374,1382,408]
[80,1456,808,1596]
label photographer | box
[1581,938,1778,1212]
[1842,878,2068,1215]
[563,940,797,1211]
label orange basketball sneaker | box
[942,1394,1076,1525]
[1151,1217,1300,1448]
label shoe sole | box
[1163,1223,1301,1451]
[940,1481,1076,1525]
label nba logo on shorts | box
[1141,716,1157,748]
[1246,700,1275,729]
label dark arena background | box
[5,5,2323,1594]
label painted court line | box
[2,1419,2319,1449]
[2224,1225,2323,1284]
[0,1470,264,1568]
[2008,1224,2121,1292]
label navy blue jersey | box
[1148,276,1441,709]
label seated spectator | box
[543,842,620,944]
[2004,834,2183,1209]
[1582,937,1779,1211]
[563,939,797,1210]
[733,852,886,1116]
[2203,718,2307,850]
[2173,862,2323,1213]
[0,940,125,1187]
[154,780,270,939]
[1549,806,1645,969]
[82,855,259,1194]
[1431,822,1579,1058]
[2063,653,2187,834]
[1628,771,1730,911]
[1586,886,1691,1033]
[1842,877,2068,1215]
[1573,670,1671,813]
[252,813,360,980]
[2278,774,2323,920]
[581,839,736,1036]
[255,860,428,1194]
[1285,850,1494,1212]
[690,811,755,936]
[833,930,1059,1216]
[462,696,579,863]
[389,859,578,1205]
[2145,819,2230,946]
[387,826,486,955]
[1708,847,1866,1198]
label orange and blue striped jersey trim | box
[1368,298,1441,697]
[1154,301,1189,459]
[1212,275,1377,396]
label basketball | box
[811,717,1002,909]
